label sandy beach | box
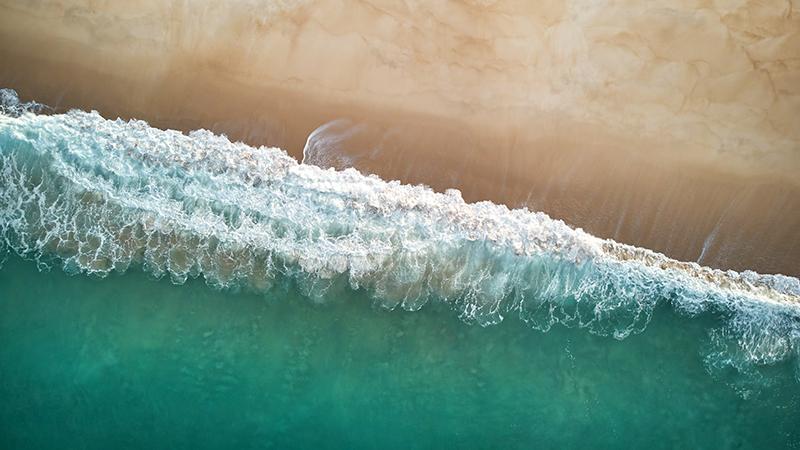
[1,0,798,275]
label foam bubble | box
[0,89,51,117]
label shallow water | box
[1,102,799,449]
[1,255,799,450]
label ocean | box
[1,93,799,449]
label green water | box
[0,255,798,449]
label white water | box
[0,93,798,382]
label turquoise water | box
[1,96,799,448]
[1,255,799,449]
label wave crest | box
[1,107,798,387]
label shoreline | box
[1,0,798,276]
[3,64,797,276]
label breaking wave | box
[0,89,798,388]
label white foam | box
[1,108,798,382]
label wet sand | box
[1,0,798,276]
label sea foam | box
[0,98,798,384]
